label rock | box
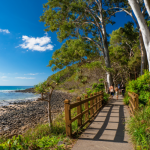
[15,88,35,93]
[0,90,75,137]
[4,126,10,131]
[57,141,64,146]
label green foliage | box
[103,93,110,102]
[0,135,29,150]
[69,89,75,93]
[52,74,61,83]
[124,71,150,105]
[48,38,99,71]
[34,81,47,94]
[86,88,92,97]
[92,83,98,89]
[109,22,141,82]
[83,61,102,70]
[123,93,130,105]
[92,79,105,93]
[81,77,87,84]
[48,63,77,85]
[127,105,150,149]
[85,79,108,102]
[40,0,122,74]
[0,113,73,150]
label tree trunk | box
[48,94,52,128]
[134,68,137,80]
[41,93,43,99]
[139,30,146,75]
[103,39,113,87]
[128,0,150,71]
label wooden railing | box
[64,91,104,137]
[128,91,139,115]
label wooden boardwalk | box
[72,95,133,150]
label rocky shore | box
[15,88,35,93]
[0,90,77,138]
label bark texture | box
[128,0,150,71]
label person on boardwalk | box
[115,86,119,99]
[109,85,114,99]
[121,84,125,97]
[118,83,121,95]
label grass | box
[126,104,150,150]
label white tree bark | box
[84,0,113,87]
[128,0,150,70]
[144,0,150,16]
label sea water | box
[0,86,40,106]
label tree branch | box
[109,7,140,29]
[82,36,103,51]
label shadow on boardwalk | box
[72,96,133,150]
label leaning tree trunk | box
[128,0,150,71]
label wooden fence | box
[128,91,139,115]
[64,91,104,137]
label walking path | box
[72,95,133,150]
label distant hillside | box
[47,59,107,94]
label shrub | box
[124,70,150,105]
[127,105,150,149]
[103,93,110,102]
[81,77,87,84]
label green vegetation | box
[124,70,150,106]
[109,22,141,83]
[46,59,106,93]
[0,79,109,150]
[123,71,150,149]
[0,112,76,150]
[85,79,109,103]
[127,104,150,150]
[34,81,47,99]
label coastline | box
[0,90,77,137]
[15,88,35,93]
[0,87,38,107]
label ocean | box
[0,86,40,106]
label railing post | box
[94,93,97,113]
[84,95,89,121]
[133,95,136,115]
[77,97,82,126]
[97,92,99,109]
[136,94,139,110]
[64,99,72,137]
[90,93,94,118]
[100,91,103,107]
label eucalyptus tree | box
[48,38,99,71]
[127,0,150,71]
[40,0,121,87]
[108,0,148,75]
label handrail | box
[64,91,104,137]
[128,91,139,116]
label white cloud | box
[0,29,10,34]
[18,34,54,51]
[1,76,7,79]
[24,73,38,75]
[15,77,35,79]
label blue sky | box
[0,0,133,86]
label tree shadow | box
[79,100,128,143]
